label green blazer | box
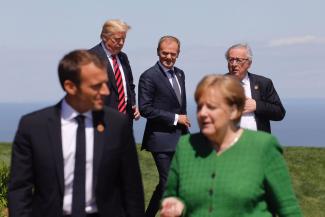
[164,130,302,217]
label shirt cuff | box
[173,114,179,126]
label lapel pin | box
[254,85,259,90]
[97,124,105,132]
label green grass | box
[137,145,159,206]
[1,143,325,216]
[284,147,325,217]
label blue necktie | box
[168,70,182,105]
[72,115,86,217]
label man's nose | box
[101,83,110,96]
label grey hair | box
[225,43,253,61]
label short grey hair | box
[225,43,253,62]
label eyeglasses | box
[227,57,249,65]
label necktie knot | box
[75,115,85,125]
[168,69,175,77]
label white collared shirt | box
[158,62,181,125]
[101,42,128,103]
[61,99,97,214]
[240,73,257,131]
[158,62,182,95]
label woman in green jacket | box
[160,75,302,217]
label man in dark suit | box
[8,50,145,217]
[225,43,286,133]
[138,36,190,217]
[90,19,140,124]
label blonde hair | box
[100,19,131,40]
[195,74,245,124]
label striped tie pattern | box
[112,55,127,113]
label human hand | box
[132,106,140,120]
[243,98,256,114]
[160,197,184,217]
[178,115,191,128]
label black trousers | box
[64,213,99,217]
[145,152,174,217]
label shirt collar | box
[241,72,250,84]
[158,61,175,73]
[61,98,92,122]
[101,41,114,58]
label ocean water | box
[1,99,324,147]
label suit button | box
[209,189,213,196]
[211,172,216,178]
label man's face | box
[73,63,110,112]
[158,39,179,69]
[103,32,126,55]
[227,47,251,80]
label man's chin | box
[93,104,104,111]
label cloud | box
[267,35,325,47]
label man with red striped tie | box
[90,19,140,126]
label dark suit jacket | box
[8,102,145,217]
[138,62,188,152]
[90,44,136,120]
[248,72,286,133]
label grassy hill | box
[1,143,325,216]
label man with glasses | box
[90,19,140,126]
[138,35,190,217]
[225,43,286,133]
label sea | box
[0,98,324,147]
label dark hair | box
[58,50,106,90]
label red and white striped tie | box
[111,55,127,113]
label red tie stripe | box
[111,55,127,113]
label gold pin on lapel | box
[97,124,104,132]
[254,85,259,90]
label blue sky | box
[1,0,324,103]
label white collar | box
[241,73,250,84]
[101,41,114,58]
[61,98,92,122]
[158,61,174,73]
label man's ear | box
[63,80,78,95]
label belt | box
[63,213,99,217]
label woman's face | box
[197,88,236,139]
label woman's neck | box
[210,127,243,154]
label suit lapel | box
[47,103,64,195]
[92,110,105,190]
[248,72,259,100]
[95,44,118,94]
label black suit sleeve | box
[120,120,145,217]
[138,72,175,126]
[8,117,34,217]
[255,79,286,121]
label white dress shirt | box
[158,62,182,125]
[101,42,128,103]
[61,99,97,214]
[240,73,257,131]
